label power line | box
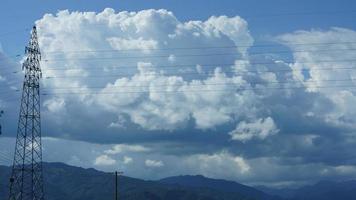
[2,42,356,68]
[1,61,354,89]
[0,9,352,48]
[3,59,356,93]
[1,59,356,80]
[0,151,13,164]
[0,8,354,36]
[39,78,356,91]
[0,54,22,65]
[0,77,355,94]
[43,65,356,79]
[241,9,356,19]
[40,84,356,96]
[63,66,356,77]
[40,47,356,62]
[0,42,356,64]
[0,28,30,39]
[0,151,12,161]
[38,66,356,75]
[37,56,356,71]
[41,51,356,63]
[4,74,356,98]
[3,45,356,70]
[0,156,11,164]
[42,41,356,55]
[0,55,350,75]
[39,59,356,75]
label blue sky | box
[1,0,356,188]
[1,0,356,54]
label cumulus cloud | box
[94,154,116,166]
[123,156,133,164]
[107,37,158,51]
[43,98,66,113]
[36,8,264,133]
[0,75,5,82]
[105,144,150,155]
[277,28,356,128]
[108,115,127,128]
[204,15,253,56]
[229,117,279,142]
[189,151,251,175]
[145,159,164,168]
[1,136,356,187]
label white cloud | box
[0,136,354,187]
[36,8,260,131]
[187,151,251,176]
[123,156,133,164]
[107,37,158,52]
[94,154,116,166]
[278,28,356,128]
[229,117,279,142]
[105,144,150,155]
[43,98,66,113]
[108,115,127,129]
[168,54,176,62]
[205,15,253,56]
[145,159,164,168]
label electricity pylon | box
[8,26,44,200]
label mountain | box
[258,180,356,200]
[160,175,282,200]
[255,186,297,199]
[4,162,355,200]
[292,180,356,200]
[0,162,279,200]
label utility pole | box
[8,25,44,200]
[115,171,123,200]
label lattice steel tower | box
[9,26,44,200]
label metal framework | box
[8,26,44,200]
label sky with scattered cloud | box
[1,0,356,188]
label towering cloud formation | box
[278,28,356,128]
[36,8,277,136]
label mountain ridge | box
[0,162,277,200]
[1,162,356,200]
[159,175,281,200]
[258,179,356,200]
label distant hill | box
[255,185,297,199]
[160,175,282,200]
[0,162,278,200]
[2,162,355,200]
[258,180,356,200]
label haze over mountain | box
[1,163,355,200]
[258,180,356,200]
[160,175,281,200]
